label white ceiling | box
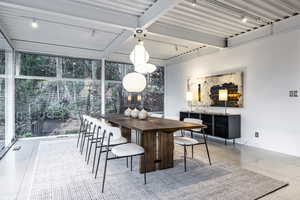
[0,0,299,64]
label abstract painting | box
[189,72,243,107]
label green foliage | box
[22,132,32,137]
[45,104,69,120]
[62,57,92,79]
[20,53,56,77]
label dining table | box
[97,114,207,173]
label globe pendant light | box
[129,41,149,66]
[135,63,157,74]
[122,72,147,93]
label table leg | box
[121,127,131,143]
[158,131,174,170]
[140,131,156,173]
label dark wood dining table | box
[97,114,207,173]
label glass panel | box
[0,79,4,150]
[105,82,125,114]
[15,79,101,138]
[62,57,92,79]
[0,50,4,74]
[95,60,102,80]
[20,53,57,77]
[105,61,123,81]
[144,66,164,112]
[104,61,164,114]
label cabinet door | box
[214,116,228,138]
[190,113,200,119]
[201,114,213,135]
[179,112,189,121]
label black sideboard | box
[180,111,241,145]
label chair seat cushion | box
[103,136,127,146]
[190,128,202,132]
[111,143,144,157]
[174,136,199,146]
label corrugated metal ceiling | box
[157,0,300,38]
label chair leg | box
[87,141,93,164]
[191,145,194,159]
[101,147,110,193]
[203,134,212,165]
[126,157,128,168]
[184,145,187,172]
[95,143,104,178]
[181,130,184,137]
[143,154,147,184]
[130,156,133,171]
[81,135,86,154]
[85,138,90,161]
[190,130,194,138]
[92,142,98,173]
[76,130,81,148]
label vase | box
[131,108,139,118]
[138,109,148,120]
[124,108,132,117]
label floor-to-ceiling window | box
[0,72,4,151]
[15,52,101,138]
[105,60,164,114]
[0,31,14,153]
[1,50,164,141]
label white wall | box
[165,29,300,157]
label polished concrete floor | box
[0,135,300,200]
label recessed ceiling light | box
[241,16,248,23]
[136,28,143,34]
[31,19,38,28]
[192,0,197,7]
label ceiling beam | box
[167,46,220,65]
[102,0,185,58]
[0,0,227,57]
[0,0,138,30]
[148,23,226,48]
[102,30,132,58]
[138,0,184,28]
[227,14,300,47]
[0,22,14,49]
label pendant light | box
[129,29,157,74]
[129,41,149,66]
[122,72,147,93]
[135,63,157,74]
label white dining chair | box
[76,115,88,148]
[100,125,147,193]
[94,122,128,179]
[85,117,104,165]
[79,115,94,154]
[174,118,211,172]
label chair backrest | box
[164,116,179,120]
[106,125,122,140]
[149,113,163,118]
[184,118,203,125]
[90,119,104,137]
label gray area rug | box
[29,139,288,200]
